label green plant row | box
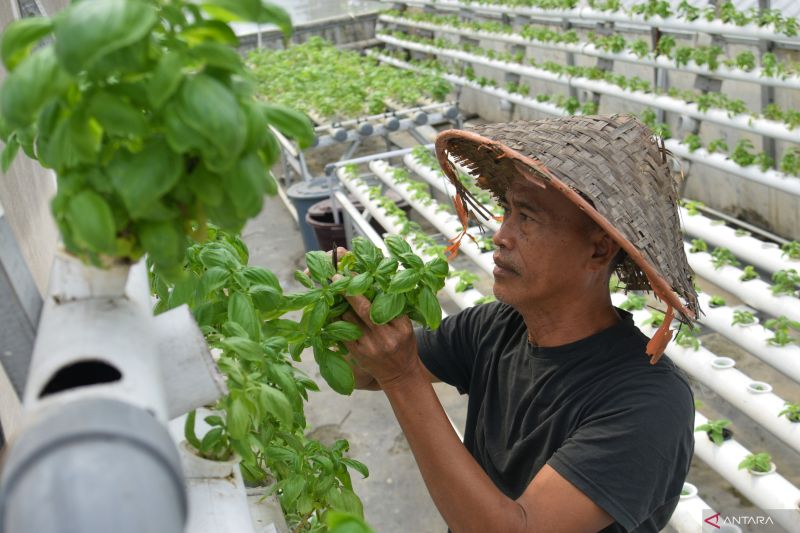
[680,134,800,176]
[383,9,800,80]
[0,0,314,278]
[248,36,450,123]
[380,28,800,131]
[392,0,800,37]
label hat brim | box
[435,128,696,323]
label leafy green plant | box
[451,269,480,292]
[711,247,740,269]
[780,148,800,177]
[778,402,800,423]
[771,268,800,296]
[731,309,756,326]
[656,35,676,57]
[734,50,757,72]
[682,200,705,216]
[708,295,727,308]
[707,138,729,154]
[781,240,800,259]
[675,325,701,351]
[689,239,708,253]
[730,139,756,167]
[630,39,650,58]
[695,419,731,446]
[738,452,773,473]
[683,134,702,153]
[739,265,758,282]
[619,293,647,311]
[0,0,312,277]
[643,310,665,328]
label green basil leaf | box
[329,276,350,294]
[306,250,336,283]
[139,219,185,269]
[41,108,102,168]
[324,321,363,342]
[199,426,223,453]
[387,269,420,294]
[200,0,292,37]
[226,395,251,440]
[384,235,413,258]
[198,267,229,296]
[187,164,224,207]
[198,245,239,269]
[1,16,53,71]
[369,292,406,325]
[223,151,267,219]
[284,289,323,310]
[179,19,239,46]
[417,286,442,330]
[341,457,370,479]
[1,136,20,172]
[263,319,304,343]
[187,41,243,72]
[375,257,398,277]
[243,100,268,153]
[280,474,306,506]
[87,90,147,138]
[53,0,158,75]
[261,103,314,149]
[193,300,226,327]
[399,252,424,270]
[168,276,196,308]
[345,272,372,296]
[146,51,184,109]
[109,139,182,218]
[426,257,449,278]
[318,351,355,395]
[228,291,260,340]
[0,46,70,130]
[302,299,329,335]
[325,510,374,533]
[241,266,280,290]
[220,336,263,361]
[66,190,116,254]
[294,270,315,289]
[249,285,283,312]
[259,384,293,427]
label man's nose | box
[492,217,513,249]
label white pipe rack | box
[403,154,502,232]
[611,294,800,454]
[369,160,496,275]
[680,208,800,275]
[695,293,800,385]
[692,412,800,532]
[380,14,800,91]
[377,34,800,143]
[684,243,800,323]
[384,0,800,45]
[667,141,800,198]
[374,53,800,199]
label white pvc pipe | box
[667,141,800,198]
[692,412,800,532]
[403,154,502,232]
[377,35,800,143]
[612,295,800,454]
[685,243,800,323]
[369,160,496,275]
[387,0,800,45]
[679,208,800,274]
[380,14,800,90]
[695,293,800,385]
[669,490,718,533]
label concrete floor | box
[242,190,466,533]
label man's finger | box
[344,293,374,327]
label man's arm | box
[342,295,614,533]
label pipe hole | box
[39,359,122,397]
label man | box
[341,115,699,532]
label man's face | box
[491,176,604,310]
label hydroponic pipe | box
[692,411,800,532]
[369,160,495,275]
[684,243,800,323]
[314,101,456,132]
[380,14,800,91]
[403,154,502,232]
[668,488,718,533]
[679,208,799,275]
[612,295,800,454]
[384,0,800,45]
[315,112,454,149]
[377,35,800,143]
[695,293,800,385]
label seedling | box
[707,138,729,154]
[708,295,727,308]
[683,134,702,153]
[689,239,708,253]
[619,293,647,311]
[781,240,800,260]
[682,200,705,216]
[731,139,756,167]
[695,419,732,445]
[780,149,800,177]
[710,247,740,269]
[739,266,758,282]
[764,316,800,346]
[643,310,665,328]
[738,452,773,474]
[778,402,800,422]
[731,309,756,326]
[734,229,751,237]
[675,325,701,351]
[452,270,480,293]
[771,269,800,296]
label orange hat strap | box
[646,303,675,365]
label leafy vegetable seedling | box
[738,452,773,474]
[695,419,732,445]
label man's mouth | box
[493,255,518,276]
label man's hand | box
[341,292,425,391]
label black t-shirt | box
[415,302,694,532]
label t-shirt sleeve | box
[546,377,695,532]
[415,302,496,394]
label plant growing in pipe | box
[739,265,759,282]
[780,240,800,260]
[764,316,800,347]
[0,0,312,278]
[771,269,800,296]
[738,452,775,474]
[708,295,727,308]
[711,247,741,270]
[619,293,647,311]
[675,325,702,351]
[731,309,757,327]
[689,239,708,253]
[695,419,733,445]
[778,402,800,423]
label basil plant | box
[0,0,313,276]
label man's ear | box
[589,231,620,272]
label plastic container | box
[286,177,336,252]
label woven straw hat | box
[435,114,698,363]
